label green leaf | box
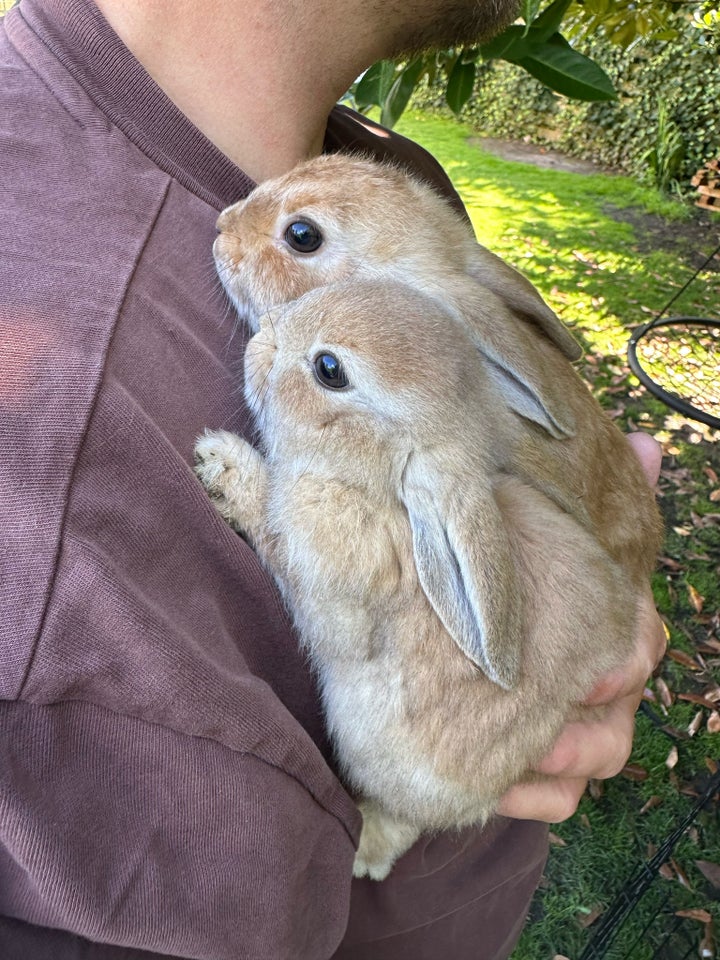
[583,0,611,14]
[480,24,532,61]
[521,0,543,33]
[516,33,617,101]
[446,57,476,115]
[353,60,395,110]
[380,57,426,128]
[531,0,574,42]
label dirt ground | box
[475,135,608,174]
[473,135,720,267]
[603,203,719,266]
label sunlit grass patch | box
[397,112,710,350]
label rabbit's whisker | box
[289,424,326,496]
[246,362,273,414]
[219,228,276,245]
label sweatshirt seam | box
[16,177,173,700]
[4,694,359,845]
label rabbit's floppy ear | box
[466,245,582,362]
[480,344,576,441]
[400,452,522,690]
[457,286,578,441]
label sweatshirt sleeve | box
[0,698,355,960]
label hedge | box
[413,18,720,192]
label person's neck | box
[92,0,380,182]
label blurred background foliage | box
[349,1,719,195]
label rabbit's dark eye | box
[313,353,348,390]
[284,220,323,253]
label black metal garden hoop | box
[627,242,720,431]
[578,763,720,960]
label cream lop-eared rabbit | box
[196,155,662,880]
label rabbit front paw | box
[194,429,266,536]
[353,803,420,881]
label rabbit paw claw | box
[194,430,256,530]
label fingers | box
[496,699,635,823]
[497,776,589,824]
[535,698,636,781]
[626,431,662,486]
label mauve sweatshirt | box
[0,1,548,957]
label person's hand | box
[497,432,666,823]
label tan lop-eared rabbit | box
[195,155,662,880]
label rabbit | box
[212,151,658,594]
[213,152,582,363]
[194,277,662,881]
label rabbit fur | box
[196,155,662,880]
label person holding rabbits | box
[0,0,666,958]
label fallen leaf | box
[660,724,691,741]
[678,692,719,710]
[708,712,720,733]
[622,763,649,781]
[696,860,720,889]
[689,711,704,736]
[710,489,720,503]
[588,778,604,799]
[671,858,693,889]
[676,908,713,922]
[666,745,679,769]
[640,795,663,814]
[688,583,706,613]
[548,832,567,847]
[659,862,675,880]
[699,921,715,960]
[667,648,701,670]
[705,467,719,484]
[656,677,674,707]
[576,904,604,928]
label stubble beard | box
[386,0,521,57]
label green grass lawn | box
[396,110,720,959]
